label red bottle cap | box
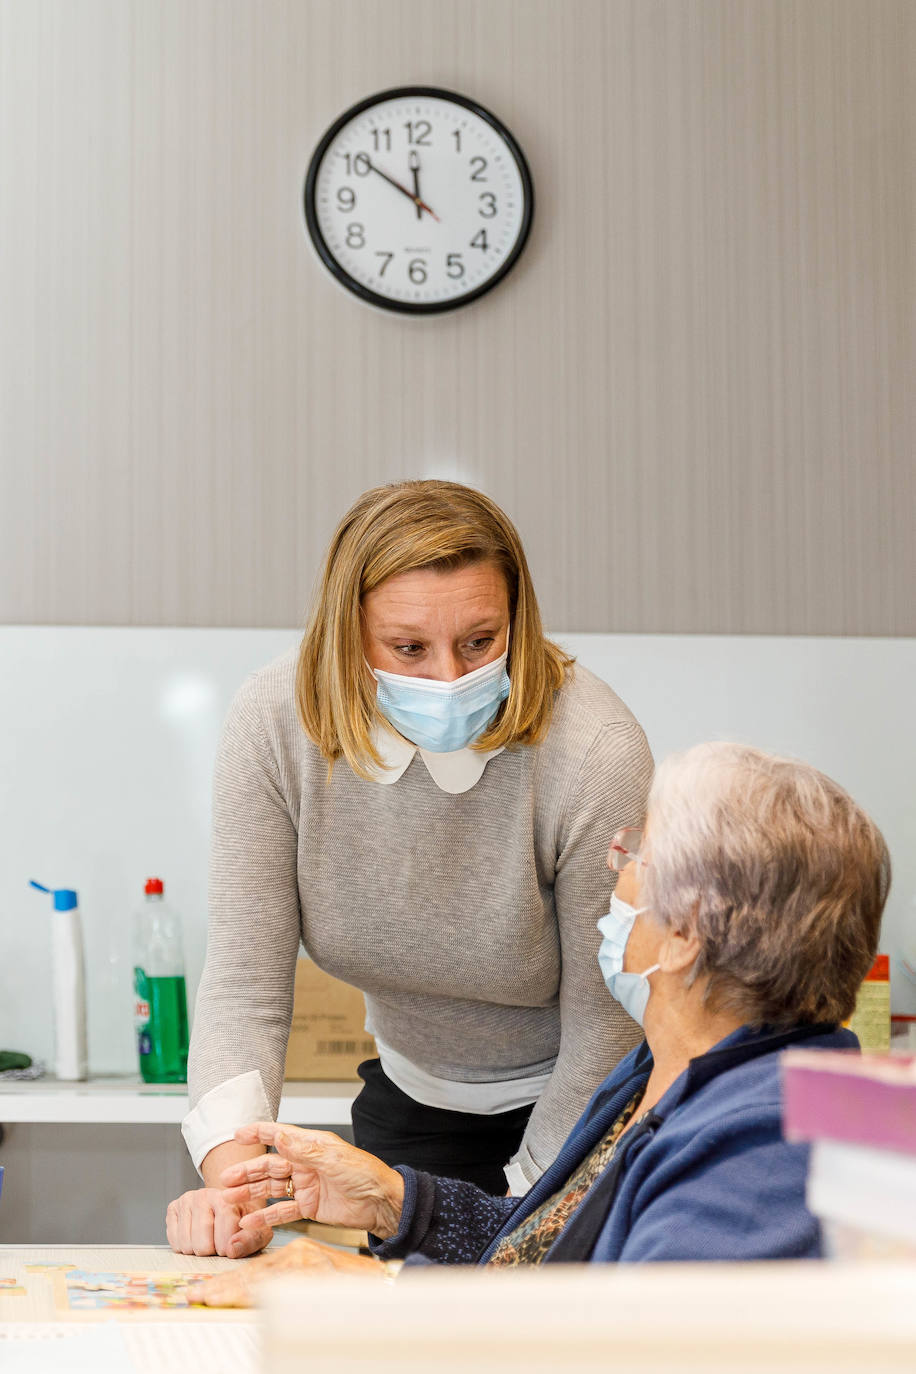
[865,954,889,981]
[145,878,164,896]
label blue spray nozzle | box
[30,880,78,911]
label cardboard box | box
[283,957,376,1081]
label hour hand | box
[409,151,422,220]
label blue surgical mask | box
[373,650,510,754]
[597,893,660,1027]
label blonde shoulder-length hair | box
[297,480,574,779]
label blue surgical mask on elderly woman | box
[373,650,510,753]
[597,894,661,1027]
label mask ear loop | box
[605,895,651,928]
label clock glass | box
[304,87,534,314]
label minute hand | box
[367,158,440,222]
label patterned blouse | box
[488,1090,645,1266]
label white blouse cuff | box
[181,1069,272,1176]
[504,1139,542,1195]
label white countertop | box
[0,1075,358,1125]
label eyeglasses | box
[608,827,646,872]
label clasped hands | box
[169,1123,406,1306]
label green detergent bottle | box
[133,878,189,1083]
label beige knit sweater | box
[188,651,653,1183]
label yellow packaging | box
[283,958,376,1081]
[847,955,891,1052]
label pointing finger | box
[238,1200,302,1229]
[220,1153,292,1188]
[220,1179,283,1206]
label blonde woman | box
[167,480,652,1259]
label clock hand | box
[366,158,414,202]
[366,157,440,222]
[409,151,422,221]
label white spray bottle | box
[30,880,88,1081]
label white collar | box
[366,722,504,795]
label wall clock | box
[303,86,534,314]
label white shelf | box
[0,1076,358,1125]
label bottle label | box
[134,966,151,1047]
[133,966,189,1083]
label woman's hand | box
[189,1237,385,1308]
[166,1187,274,1258]
[219,1123,406,1240]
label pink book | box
[782,1049,916,1156]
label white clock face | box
[304,88,534,314]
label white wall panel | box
[1,627,914,1086]
[0,0,913,633]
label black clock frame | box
[303,86,535,315]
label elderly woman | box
[169,480,652,1258]
[192,741,889,1300]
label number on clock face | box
[304,88,534,314]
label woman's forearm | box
[201,1139,266,1189]
[189,678,302,1119]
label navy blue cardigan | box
[372,1023,858,1266]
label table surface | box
[0,1244,244,1322]
[0,1075,359,1124]
[0,1246,259,1373]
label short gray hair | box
[643,742,890,1029]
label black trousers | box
[350,1058,533,1196]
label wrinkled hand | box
[189,1236,384,1307]
[219,1123,405,1240]
[166,1186,273,1258]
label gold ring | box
[285,1177,295,1200]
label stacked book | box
[783,1048,916,1259]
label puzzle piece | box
[61,1270,210,1312]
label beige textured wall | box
[1,0,913,633]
